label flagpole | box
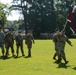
[63,20,68,29]
[63,2,75,30]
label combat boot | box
[22,53,25,56]
[53,53,57,60]
[12,53,15,57]
[63,58,69,64]
[28,49,31,57]
[65,61,69,64]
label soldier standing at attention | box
[25,30,35,57]
[15,31,25,57]
[0,27,5,58]
[5,28,15,58]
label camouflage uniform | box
[0,27,5,57]
[53,31,60,60]
[57,32,72,64]
[5,29,15,57]
[15,32,25,57]
[25,32,34,57]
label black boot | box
[65,61,69,64]
[28,49,31,57]
[63,58,69,64]
[53,53,57,60]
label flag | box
[67,4,75,33]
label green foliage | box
[0,40,76,75]
[12,0,75,38]
[0,2,7,27]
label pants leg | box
[16,45,19,56]
[53,52,57,60]
[20,44,24,56]
[6,45,9,57]
[60,50,67,63]
[1,44,5,56]
[28,48,31,57]
[11,45,14,56]
[27,43,32,57]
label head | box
[8,28,13,34]
[27,30,32,35]
[55,28,60,33]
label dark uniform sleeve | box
[65,35,72,46]
[32,35,35,43]
[53,34,58,43]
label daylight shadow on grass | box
[72,67,76,70]
[53,60,60,64]
[57,63,70,69]
[14,56,23,59]
[1,56,12,60]
[24,56,32,58]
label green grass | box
[0,39,76,75]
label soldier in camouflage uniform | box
[25,31,35,57]
[53,29,60,61]
[0,27,5,57]
[57,30,73,64]
[5,28,15,58]
[15,31,25,57]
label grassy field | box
[0,39,76,75]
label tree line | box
[0,0,76,38]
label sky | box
[0,0,20,21]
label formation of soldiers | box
[0,27,35,59]
[52,28,73,64]
[0,26,73,64]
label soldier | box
[52,28,61,61]
[5,28,15,58]
[57,30,73,64]
[0,27,5,57]
[25,30,35,57]
[15,31,25,57]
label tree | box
[11,0,74,38]
[0,2,8,27]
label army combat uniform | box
[5,29,15,57]
[15,31,25,57]
[53,31,60,60]
[25,31,35,57]
[57,31,72,64]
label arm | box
[32,35,35,44]
[66,36,73,46]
